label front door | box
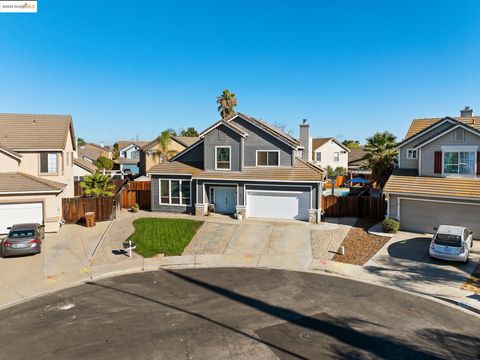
[214,187,237,214]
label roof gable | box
[312,137,350,152]
[0,113,76,151]
[398,117,457,148]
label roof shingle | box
[0,172,65,194]
[0,113,74,150]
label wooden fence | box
[322,195,386,219]
[121,181,151,210]
[62,196,117,224]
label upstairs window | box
[256,151,279,166]
[407,149,417,159]
[333,152,339,162]
[40,153,58,174]
[216,146,231,170]
[444,151,475,175]
[315,152,321,162]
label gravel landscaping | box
[333,218,391,265]
[311,217,357,260]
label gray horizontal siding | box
[204,124,241,171]
[420,129,480,176]
[177,142,204,163]
[151,175,195,214]
[230,116,294,167]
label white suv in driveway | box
[429,225,473,263]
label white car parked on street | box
[429,225,473,263]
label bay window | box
[160,179,191,205]
[444,151,475,175]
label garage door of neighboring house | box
[400,199,480,238]
[0,203,43,234]
[246,190,310,221]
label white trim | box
[398,196,480,221]
[412,124,480,150]
[119,143,139,152]
[255,150,281,167]
[215,146,231,171]
[0,190,63,195]
[406,149,418,159]
[193,177,322,183]
[198,120,248,138]
[149,173,194,176]
[441,147,477,177]
[440,145,478,152]
[418,148,422,174]
[244,183,315,210]
[158,178,192,206]
[170,139,204,161]
[386,194,390,218]
[384,191,480,201]
[202,182,240,206]
[397,118,456,149]
[0,148,22,160]
[226,114,298,149]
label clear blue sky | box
[1,1,480,144]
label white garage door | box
[400,199,480,238]
[0,203,43,234]
[246,190,310,221]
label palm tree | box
[156,130,177,162]
[216,89,237,119]
[80,172,115,197]
[364,131,398,188]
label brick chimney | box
[299,119,312,162]
[460,106,473,117]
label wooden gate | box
[121,181,151,210]
[62,196,116,224]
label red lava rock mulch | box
[333,218,391,266]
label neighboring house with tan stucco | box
[73,157,98,180]
[139,136,199,175]
[0,113,77,233]
[77,143,111,163]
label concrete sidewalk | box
[1,250,479,316]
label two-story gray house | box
[384,107,480,236]
[148,113,325,223]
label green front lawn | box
[128,218,204,257]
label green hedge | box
[383,218,400,234]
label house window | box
[333,152,339,162]
[256,151,279,166]
[130,150,139,159]
[444,151,475,175]
[40,153,58,174]
[315,152,321,162]
[216,146,231,170]
[407,149,417,159]
[455,129,465,142]
[160,179,191,205]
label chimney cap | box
[460,106,473,117]
[302,118,308,125]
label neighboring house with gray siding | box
[384,107,480,237]
[148,113,325,223]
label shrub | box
[383,218,400,233]
[94,156,114,170]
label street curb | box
[1,259,478,318]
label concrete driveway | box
[185,218,312,259]
[365,231,480,300]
